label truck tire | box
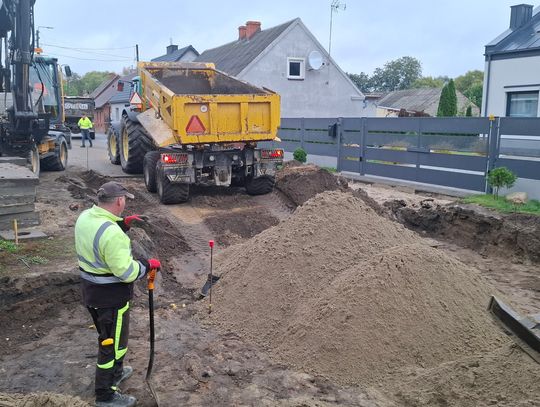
[143,151,160,193]
[41,136,68,171]
[119,115,153,174]
[156,163,189,204]
[107,127,120,165]
[245,175,275,195]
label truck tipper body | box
[64,97,95,139]
[108,62,283,204]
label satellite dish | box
[307,51,323,70]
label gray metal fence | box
[261,117,540,193]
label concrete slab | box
[0,211,40,230]
[0,203,35,216]
[0,163,39,188]
[0,157,27,166]
[0,194,35,206]
[0,229,47,241]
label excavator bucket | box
[488,296,540,363]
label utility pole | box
[328,0,346,57]
[135,44,139,62]
[36,25,53,48]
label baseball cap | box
[97,181,134,199]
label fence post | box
[485,116,500,194]
[336,117,342,172]
[300,117,305,150]
[360,117,366,175]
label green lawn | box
[462,194,540,215]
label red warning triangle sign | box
[186,115,206,133]
[129,92,142,105]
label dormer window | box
[287,57,305,80]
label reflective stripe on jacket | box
[75,205,146,285]
[78,117,93,129]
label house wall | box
[109,102,127,122]
[238,23,366,118]
[179,50,198,62]
[482,55,540,117]
[94,105,111,132]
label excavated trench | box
[0,165,539,406]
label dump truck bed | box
[138,62,280,147]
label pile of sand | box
[275,164,347,206]
[207,191,508,385]
[0,392,89,407]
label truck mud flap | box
[488,296,540,363]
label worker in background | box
[75,181,161,407]
[78,113,94,148]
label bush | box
[293,148,307,163]
[487,167,517,198]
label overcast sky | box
[34,1,534,78]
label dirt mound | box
[390,344,540,407]
[275,164,347,206]
[0,392,89,406]
[205,191,507,385]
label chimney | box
[166,44,178,55]
[510,4,533,30]
[238,25,247,40]
[245,21,261,40]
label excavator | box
[0,0,71,174]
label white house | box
[482,4,540,117]
[195,19,366,118]
[152,45,199,63]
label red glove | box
[148,258,161,271]
[124,214,148,228]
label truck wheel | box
[107,127,120,165]
[41,136,68,171]
[156,164,189,204]
[245,175,275,195]
[27,144,41,176]
[119,115,153,174]
[143,151,161,193]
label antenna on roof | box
[329,0,346,57]
[169,38,173,45]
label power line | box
[41,43,134,59]
[46,52,133,62]
[42,42,136,51]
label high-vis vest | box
[75,205,146,307]
[78,117,93,129]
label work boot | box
[95,391,136,407]
[113,366,133,387]
[81,145,85,148]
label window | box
[287,57,305,80]
[506,91,539,117]
[115,107,120,121]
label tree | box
[487,167,517,198]
[455,70,483,107]
[411,76,444,88]
[348,56,422,93]
[63,71,116,96]
[347,72,372,93]
[465,105,472,117]
[437,79,458,117]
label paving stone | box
[0,203,35,216]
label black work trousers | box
[87,301,130,401]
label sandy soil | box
[0,163,538,407]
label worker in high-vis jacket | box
[78,113,93,148]
[75,181,161,407]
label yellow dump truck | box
[107,62,283,204]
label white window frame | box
[287,57,305,80]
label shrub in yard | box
[466,105,473,117]
[487,167,517,198]
[293,148,307,163]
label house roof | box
[195,19,297,76]
[485,5,540,58]
[377,88,480,117]
[108,73,138,104]
[89,74,118,100]
[151,45,199,62]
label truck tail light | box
[260,149,284,160]
[161,153,189,165]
